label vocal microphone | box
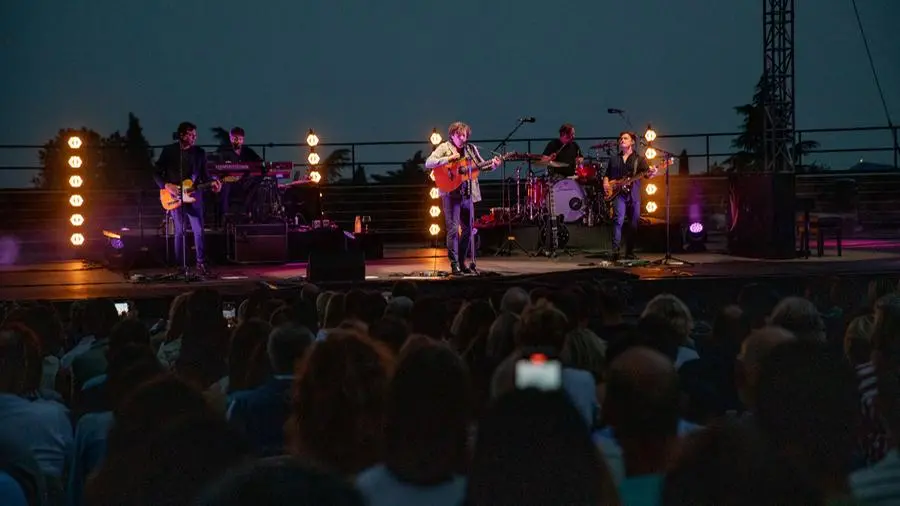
[607,108,625,114]
[519,117,536,123]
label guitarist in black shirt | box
[154,121,221,275]
[603,131,657,260]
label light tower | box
[762,0,795,173]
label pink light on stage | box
[689,222,704,234]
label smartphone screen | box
[114,302,129,316]
[222,302,236,323]
[515,354,562,391]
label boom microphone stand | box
[494,118,531,256]
[648,152,692,266]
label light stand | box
[494,118,530,256]
[649,156,692,266]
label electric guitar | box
[432,152,517,193]
[159,176,239,211]
[603,157,674,201]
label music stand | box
[649,156,692,266]
[494,118,530,257]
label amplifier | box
[226,222,288,264]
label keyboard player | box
[214,126,262,222]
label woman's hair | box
[287,330,394,475]
[844,314,875,365]
[165,293,191,343]
[768,296,826,343]
[467,389,617,506]
[322,293,346,329]
[227,318,273,392]
[450,300,495,359]
[642,293,694,342]
[0,323,42,394]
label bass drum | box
[548,179,586,223]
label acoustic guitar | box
[603,158,674,201]
[432,152,517,193]
[159,176,239,211]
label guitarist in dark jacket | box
[154,121,220,275]
[603,131,657,260]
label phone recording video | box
[223,302,236,325]
[515,353,562,391]
[114,302,129,316]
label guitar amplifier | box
[226,222,288,264]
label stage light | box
[69,213,84,226]
[307,151,320,165]
[306,129,319,147]
[644,147,657,160]
[429,205,441,218]
[429,187,439,199]
[686,221,707,252]
[644,125,657,142]
[69,194,84,207]
[429,224,441,236]
[67,136,82,149]
[68,156,83,169]
[70,233,85,246]
[308,170,322,183]
[430,128,442,146]
[645,201,658,213]
[68,175,83,188]
[645,183,658,195]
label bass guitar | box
[159,176,239,211]
[432,152,517,193]
[603,157,674,201]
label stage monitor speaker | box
[307,249,366,283]
[727,173,796,259]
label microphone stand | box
[647,147,692,267]
[162,138,200,283]
[494,118,530,256]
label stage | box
[2,238,899,306]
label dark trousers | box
[441,192,474,266]
[171,201,205,265]
[612,184,642,254]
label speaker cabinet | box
[307,250,366,283]
[727,173,796,259]
[226,222,288,264]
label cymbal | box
[531,160,569,168]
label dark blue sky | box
[2,0,897,187]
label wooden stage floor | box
[2,240,899,302]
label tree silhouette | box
[728,75,819,172]
[370,150,429,184]
[211,127,231,149]
[352,164,368,184]
[319,148,350,183]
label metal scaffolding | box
[762,0,796,173]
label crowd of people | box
[1,274,899,505]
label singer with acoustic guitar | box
[602,131,658,261]
[426,121,502,275]
[154,121,222,276]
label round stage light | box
[70,233,85,246]
[644,125,657,142]
[429,187,440,199]
[68,136,83,149]
[69,213,84,226]
[69,194,84,207]
[429,205,441,218]
[430,128,442,146]
[429,223,441,236]
[68,175,83,188]
[644,147,657,160]
[645,183,658,195]
[689,222,704,234]
[309,170,322,183]
[645,201,658,213]
[307,152,320,165]
[686,220,708,252]
[68,155,83,169]
[306,129,319,147]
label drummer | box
[540,123,584,180]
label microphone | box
[607,108,625,114]
[519,117,536,123]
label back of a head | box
[194,456,364,506]
[662,421,823,506]
[633,314,680,363]
[755,340,860,479]
[3,304,64,354]
[711,304,749,354]
[107,318,151,356]
[391,280,418,301]
[486,312,520,360]
[267,323,314,375]
[547,290,581,332]
[499,287,529,315]
[515,300,568,350]
[737,282,780,329]
[0,323,42,395]
[596,280,626,317]
[604,346,680,440]
[467,389,612,506]
[369,316,410,354]
[84,298,119,339]
[642,293,693,341]
[409,296,447,339]
[769,296,825,342]
[385,341,471,484]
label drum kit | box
[496,142,617,253]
